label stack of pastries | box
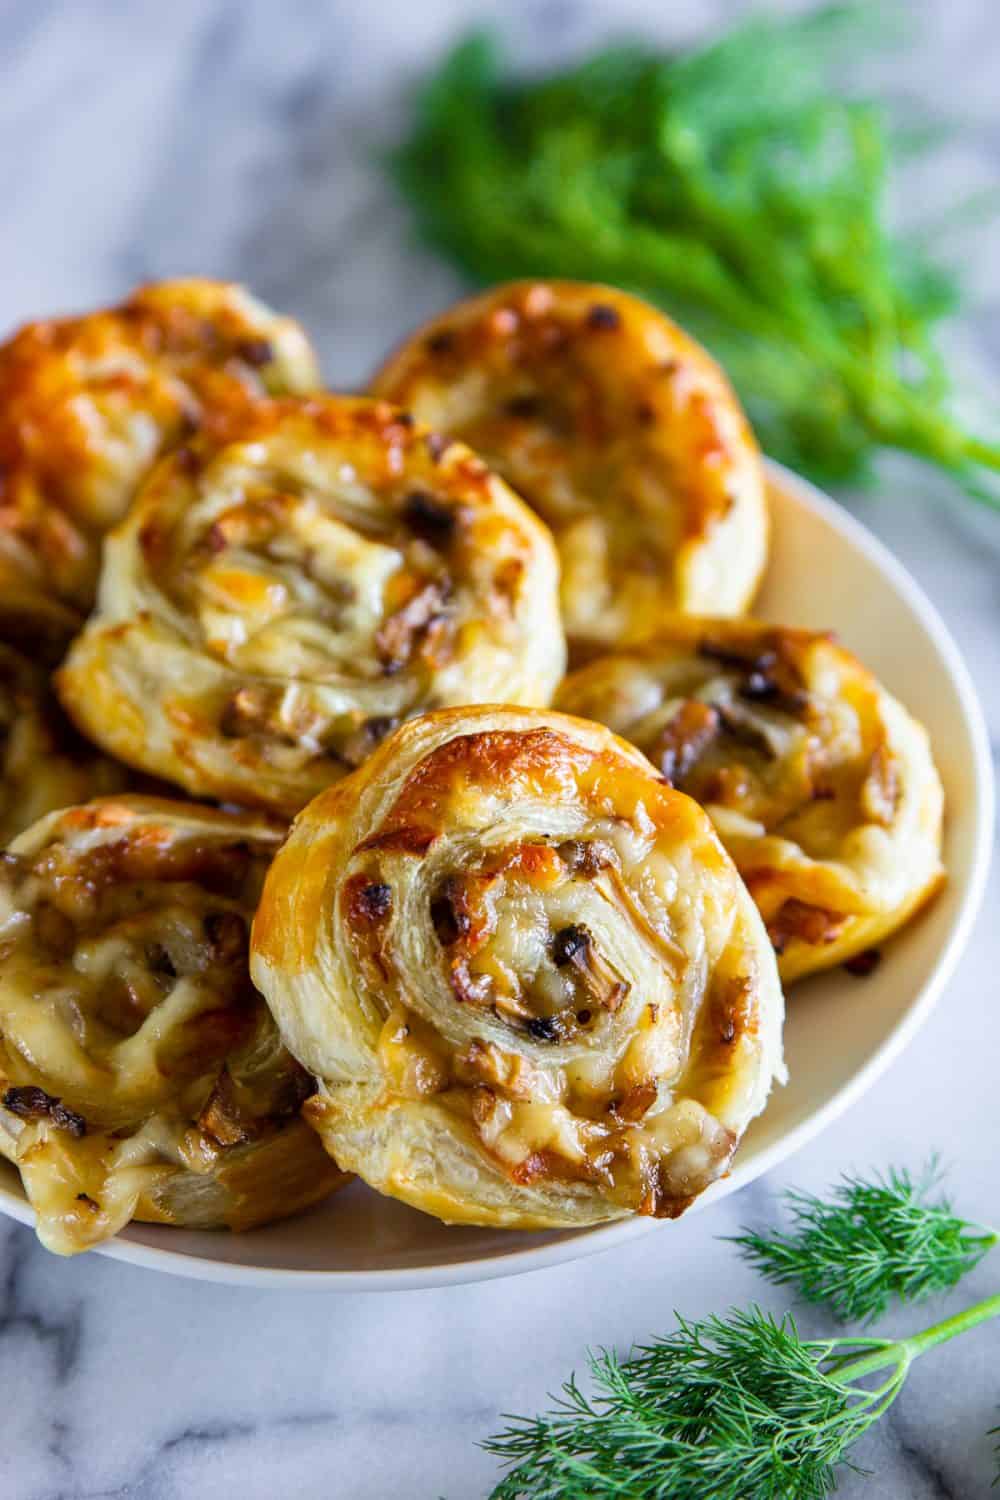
[0,277,943,1254]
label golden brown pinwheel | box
[250,708,784,1230]
[556,620,945,982]
[0,278,320,610]
[58,396,566,815]
[371,280,767,652]
[0,797,346,1255]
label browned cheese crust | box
[0,278,320,610]
[372,280,767,652]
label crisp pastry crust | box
[556,620,945,982]
[0,278,320,610]
[250,707,784,1230]
[371,280,767,652]
[0,561,131,847]
[58,396,566,815]
[0,797,346,1255]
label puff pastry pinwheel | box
[371,280,767,652]
[557,620,945,983]
[0,278,320,610]
[0,797,346,1254]
[57,396,566,815]
[250,707,785,1230]
[0,561,130,847]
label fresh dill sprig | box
[390,7,1000,504]
[731,1164,998,1324]
[485,1296,1000,1499]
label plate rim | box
[1,459,992,1289]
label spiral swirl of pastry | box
[58,396,566,815]
[250,708,784,1230]
[0,278,320,610]
[0,797,346,1255]
[371,280,767,652]
[0,562,130,847]
[557,620,945,982]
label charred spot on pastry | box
[526,1014,561,1042]
[235,337,274,367]
[586,303,622,331]
[844,947,882,977]
[503,393,543,420]
[3,1085,87,1138]
[426,329,456,356]
[357,883,392,922]
[401,490,457,547]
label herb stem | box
[832,1291,1000,1386]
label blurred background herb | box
[389,4,1000,505]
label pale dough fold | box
[372,280,767,652]
[557,619,945,982]
[0,797,347,1255]
[58,396,566,815]
[251,707,785,1230]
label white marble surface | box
[1,1,999,1496]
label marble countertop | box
[2,1,999,1496]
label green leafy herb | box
[390,7,1000,503]
[731,1163,998,1324]
[485,1296,1000,1499]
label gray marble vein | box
[0,1,998,1497]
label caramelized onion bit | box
[551,924,629,1012]
[698,639,777,674]
[375,579,450,674]
[767,898,846,954]
[3,1085,87,1138]
[655,700,720,786]
[401,491,457,547]
[844,947,882,977]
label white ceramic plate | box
[0,462,991,1287]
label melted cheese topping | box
[252,707,784,1231]
[58,397,566,815]
[0,278,320,611]
[371,280,768,651]
[557,619,945,982]
[0,797,346,1254]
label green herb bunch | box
[484,1166,999,1497]
[391,6,1000,503]
[732,1162,998,1323]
